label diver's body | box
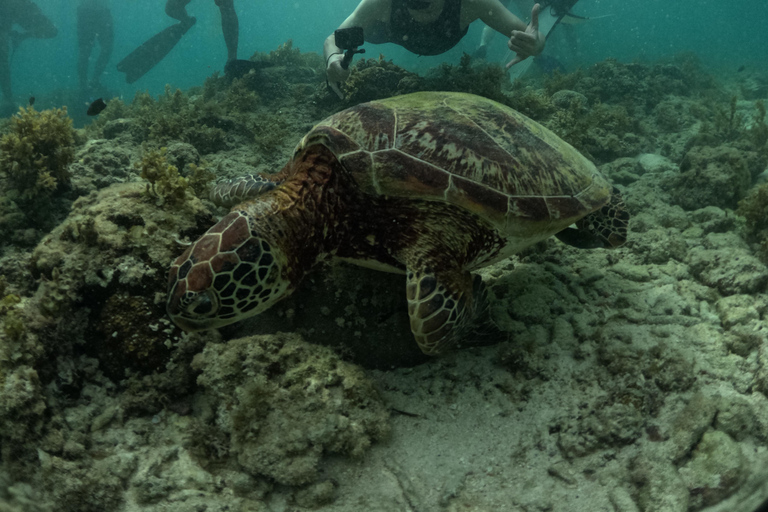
[324,0,545,98]
[77,0,113,95]
[0,0,57,111]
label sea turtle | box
[167,92,628,355]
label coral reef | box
[28,182,212,375]
[423,53,507,103]
[2,49,768,511]
[192,332,390,486]
[340,55,424,105]
[738,182,768,263]
[671,145,754,210]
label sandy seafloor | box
[2,50,768,512]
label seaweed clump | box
[341,55,424,105]
[737,183,768,263]
[126,86,229,153]
[671,99,768,210]
[424,53,507,103]
[136,148,190,207]
[0,106,75,201]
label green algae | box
[136,147,189,207]
[738,182,768,263]
[0,106,75,201]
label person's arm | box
[324,0,388,99]
[467,0,544,68]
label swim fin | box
[117,22,191,84]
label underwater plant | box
[0,106,75,201]
[265,39,323,68]
[737,182,768,263]
[136,148,189,207]
[423,53,507,104]
[340,55,423,104]
[750,100,768,150]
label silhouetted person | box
[0,0,57,114]
[77,0,114,96]
[324,0,544,98]
[117,0,239,84]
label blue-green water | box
[4,0,768,111]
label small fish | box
[28,96,35,106]
[87,98,107,116]
[737,65,746,72]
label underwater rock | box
[716,294,761,328]
[739,72,768,100]
[29,182,212,377]
[550,89,588,113]
[164,142,200,172]
[630,455,690,512]
[687,232,768,295]
[599,157,644,186]
[192,332,390,487]
[68,139,134,191]
[342,57,424,105]
[679,430,746,509]
[102,118,134,140]
[671,145,753,210]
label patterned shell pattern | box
[294,92,612,234]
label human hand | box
[326,53,350,100]
[506,3,545,69]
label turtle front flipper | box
[406,266,497,355]
[210,174,280,208]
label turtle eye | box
[188,292,215,316]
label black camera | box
[334,27,364,50]
[333,27,365,71]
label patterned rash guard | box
[366,0,469,56]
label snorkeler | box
[323,0,545,99]
[77,0,114,96]
[0,0,58,114]
[117,0,239,84]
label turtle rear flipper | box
[406,267,499,355]
[555,187,629,249]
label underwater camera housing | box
[334,27,366,70]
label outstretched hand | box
[326,54,349,100]
[506,3,545,69]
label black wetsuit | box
[367,0,468,56]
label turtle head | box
[556,186,629,249]
[167,211,291,332]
